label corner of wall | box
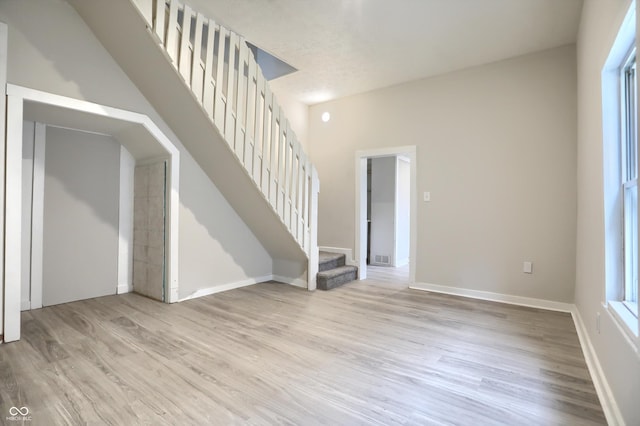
[273,258,308,288]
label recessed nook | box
[3,85,180,342]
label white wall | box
[179,154,272,299]
[43,126,120,306]
[309,45,577,302]
[117,146,135,295]
[0,0,273,298]
[370,156,396,266]
[576,0,640,424]
[395,157,410,266]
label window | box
[602,3,638,341]
[621,49,639,317]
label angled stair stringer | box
[68,0,320,289]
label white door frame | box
[394,155,411,268]
[0,22,8,340]
[354,146,417,282]
[4,84,181,342]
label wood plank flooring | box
[0,278,605,425]
[367,264,410,286]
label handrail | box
[133,0,319,277]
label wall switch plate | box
[523,261,533,274]
[424,192,430,202]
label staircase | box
[68,0,320,288]
[317,252,358,291]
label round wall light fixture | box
[321,112,331,122]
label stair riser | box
[319,257,345,272]
[317,270,358,291]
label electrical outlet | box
[423,192,431,202]
[596,312,601,334]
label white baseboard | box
[410,282,573,312]
[272,275,308,289]
[319,246,357,267]
[117,283,132,295]
[20,300,31,312]
[178,275,272,302]
[572,308,625,426]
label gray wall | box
[43,126,120,306]
[370,156,396,266]
[0,0,274,299]
[309,45,577,303]
[179,155,273,296]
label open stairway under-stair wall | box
[68,0,319,289]
[317,252,358,290]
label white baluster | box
[178,4,193,82]
[245,56,257,177]
[165,0,179,62]
[191,13,205,102]
[283,123,293,228]
[297,149,305,244]
[253,73,265,184]
[225,32,237,146]
[277,109,287,220]
[234,40,249,162]
[269,102,280,208]
[290,142,299,233]
[202,19,216,119]
[214,26,227,127]
[303,158,311,252]
[154,0,166,45]
[261,87,272,197]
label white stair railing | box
[134,0,319,274]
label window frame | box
[620,47,639,319]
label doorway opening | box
[3,85,180,342]
[355,146,416,285]
[20,124,170,310]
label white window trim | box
[601,1,640,349]
[620,46,639,318]
[607,301,639,343]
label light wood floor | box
[0,278,605,425]
[367,264,410,286]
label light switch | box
[523,261,533,274]
[424,192,431,202]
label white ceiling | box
[185,0,583,105]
